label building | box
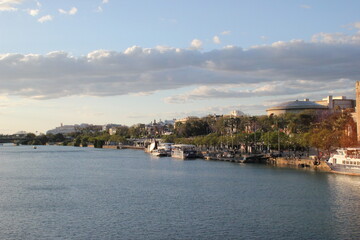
[175,116,199,125]
[229,110,245,117]
[102,124,122,132]
[315,96,355,111]
[266,99,329,116]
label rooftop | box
[267,100,329,111]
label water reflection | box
[1,146,360,239]
[326,174,360,239]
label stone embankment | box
[268,157,331,171]
[121,145,145,150]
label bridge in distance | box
[0,135,26,143]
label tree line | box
[16,109,357,155]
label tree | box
[109,134,126,143]
[175,118,209,137]
[162,134,176,143]
[308,110,356,156]
[117,126,130,137]
[35,134,48,145]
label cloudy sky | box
[0,0,360,134]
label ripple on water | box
[0,146,359,239]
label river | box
[0,145,359,239]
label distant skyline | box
[0,0,360,134]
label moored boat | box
[158,143,173,156]
[327,148,360,175]
[171,144,197,160]
[151,148,168,157]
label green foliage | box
[175,118,210,137]
[162,134,176,143]
[15,109,356,153]
[117,126,131,138]
[109,134,126,143]
[93,139,105,148]
[307,110,357,154]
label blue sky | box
[0,0,360,134]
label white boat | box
[146,141,157,153]
[327,148,360,174]
[171,144,197,160]
[151,148,168,157]
[158,143,173,156]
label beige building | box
[266,99,328,116]
[315,95,355,111]
[174,116,199,126]
[267,95,356,116]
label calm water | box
[0,145,360,239]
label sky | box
[0,0,360,134]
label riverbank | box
[50,144,333,172]
[202,151,331,172]
[269,157,331,171]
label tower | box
[356,81,360,142]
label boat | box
[146,141,157,153]
[157,143,173,156]
[171,144,197,160]
[327,148,360,175]
[151,148,168,157]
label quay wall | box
[270,157,331,171]
[121,145,145,150]
[102,145,121,150]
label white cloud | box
[0,0,23,11]
[344,22,360,31]
[311,32,360,44]
[27,8,39,16]
[221,31,231,35]
[0,32,359,101]
[354,22,360,30]
[190,39,202,50]
[96,0,109,12]
[165,79,356,103]
[213,35,221,44]
[58,9,66,14]
[37,14,53,23]
[59,7,77,15]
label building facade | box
[266,99,329,116]
[315,95,355,111]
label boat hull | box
[171,150,197,160]
[151,149,168,157]
[327,163,360,175]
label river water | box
[0,145,359,239]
